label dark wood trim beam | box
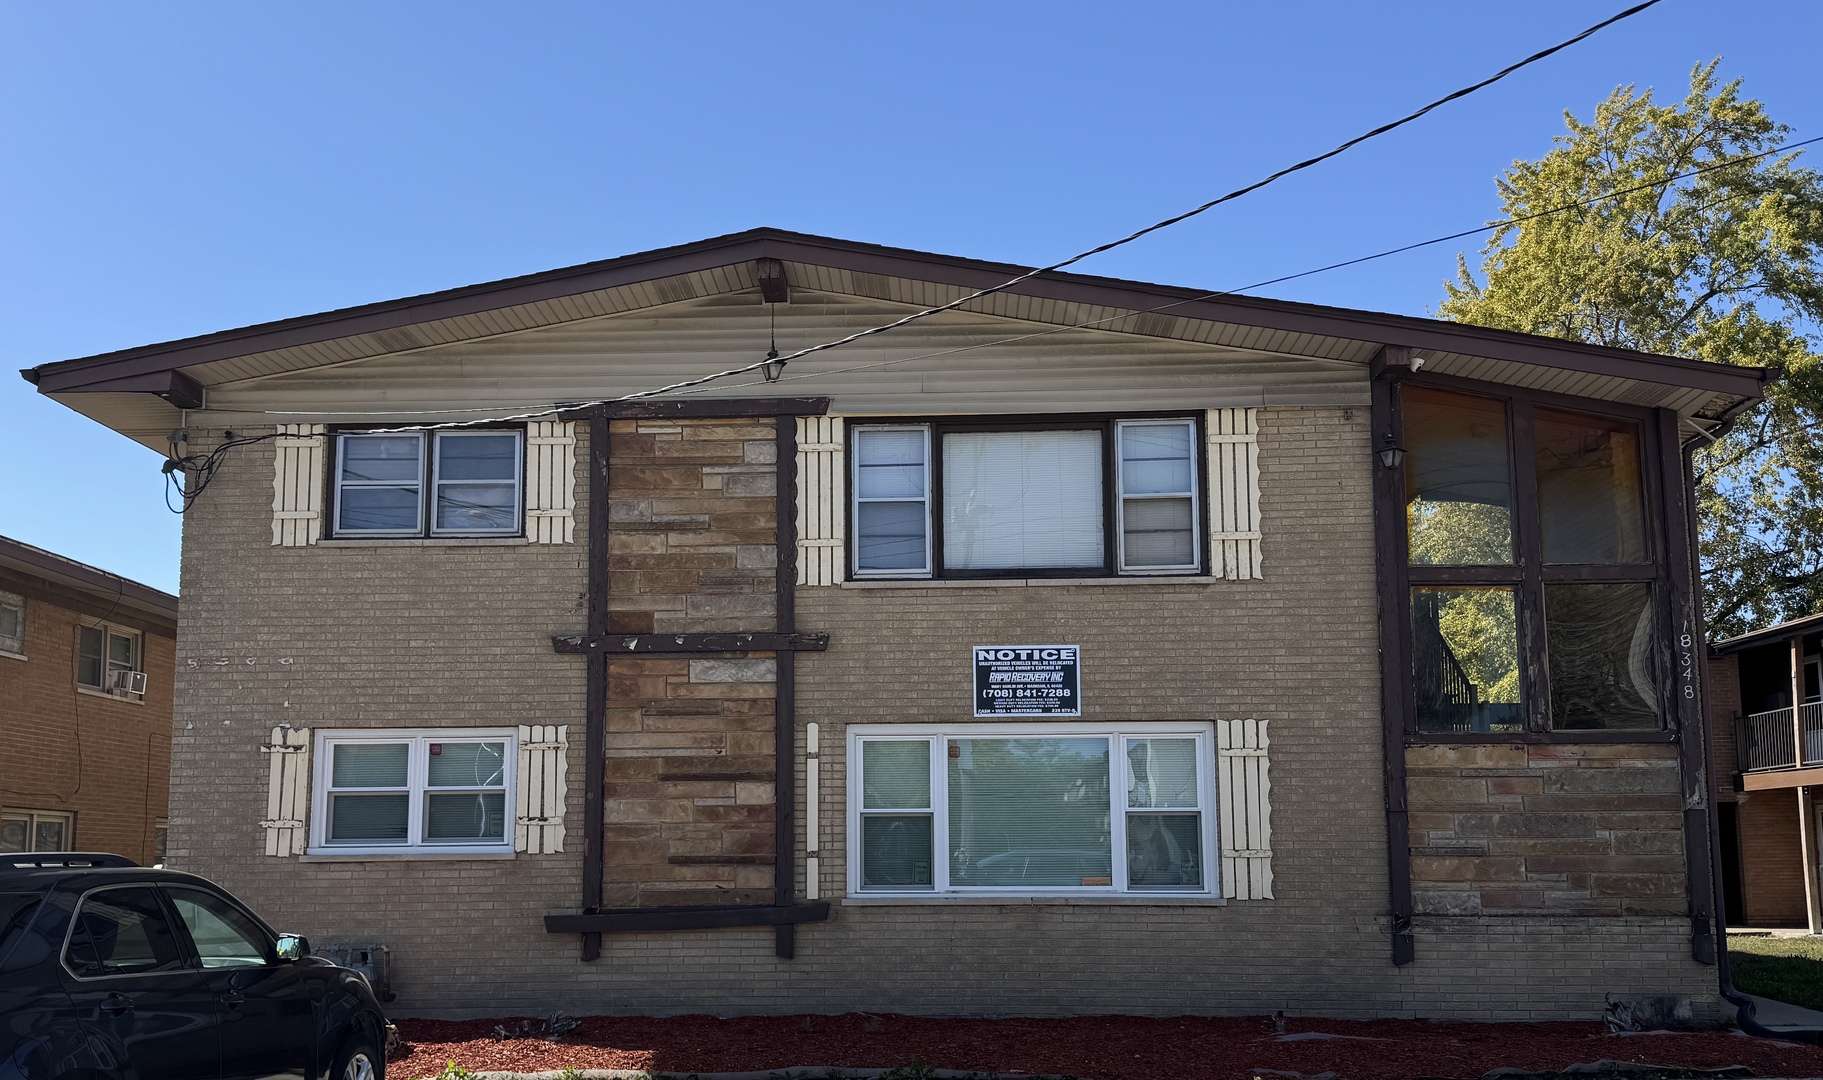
[1370,362,1416,967]
[1659,409,1717,964]
[544,902,831,935]
[773,412,801,961]
[579,411,611,961]
[553,398,829,423]
[552,632,829,655]
[756,258,790,304]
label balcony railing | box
[1737,702,1823,773]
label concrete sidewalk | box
[1742,992,1823,1034]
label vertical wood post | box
[1660,411,1715,963]
[581,408,610,961]
[1797,635,1822,935]
[1369,348,1415,966]
[773,413,800,960]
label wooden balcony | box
[1737,703,1823,789]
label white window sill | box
[300,851,517,862]
[75,685,144,706]
[0,649,25,662]
[841,575,1218,589]
[843,894,1226,906]
[315,537,529,548]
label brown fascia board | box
[22,227,1768,404]
[1713,611,1823,654]
[0,535,178,621]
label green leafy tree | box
[1438,61,1823,638]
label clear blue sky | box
[3,0,1818,594]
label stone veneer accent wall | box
[602,418,781,907]
[1406,743,1686,916]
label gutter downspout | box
[1681,417,1818,1044]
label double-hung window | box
[0,590,23,656]
[1,808,74,853]
[1398,382,1665,735]
[77,624,143,698]
[311,730,515,854]
[850,723,1217,896]
[851,417,1202,579]
[332,429,524,537]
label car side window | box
[166,888,271,968]
[64,887,186,978]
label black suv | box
[0,853,390,1080]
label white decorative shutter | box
[259,727,310,856]
[796,415,846,586]
[1217,717,1273,899]
[1206,409,1262,580]
[271,425,326,547]
[524,421,577,544]
[516,725,568,853]
[804,721,821,900]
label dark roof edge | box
[1713,610,1823,654]
[23,227,1769,402]
[0,535,179,618]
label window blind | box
[942,431,1103,570]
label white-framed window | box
[309,729,516,855]
[1,808,75,853]
[0,590,24,656]
[76,623,143,698]
[850,417,1202,579]
[848,722,1217,897]
[331,429,524,538]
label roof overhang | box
[23,228,1769,448]
[1713,612,1823,654]
[0,535,178,629]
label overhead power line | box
[225,0,1675,451]
[713,132,1822,395]
[610,0,1665,402]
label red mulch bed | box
[389,1013,1823,1079]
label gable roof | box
[22,227,1769,449]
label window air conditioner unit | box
[108,670,148,696]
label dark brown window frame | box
[1383,372,1677,744]
[845,412,1211,581]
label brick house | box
[0,534,176,866]
[1706,614,1823,929]
[24,229,1767,1018]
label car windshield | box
[0,892,45,962]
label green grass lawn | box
[1729,934,1823,1010]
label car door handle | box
[101,993,134,1014]
[219,990,245,1007]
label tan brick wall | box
[0,571,173,865]
[167,407,1716,1020]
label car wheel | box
[331,1033,384,1080]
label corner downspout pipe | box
[1682,420,1820,1044]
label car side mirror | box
[275,934,310,962]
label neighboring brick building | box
[1706,615,1823,929]
[24,230,1767,1019]
[0,535,176,866]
